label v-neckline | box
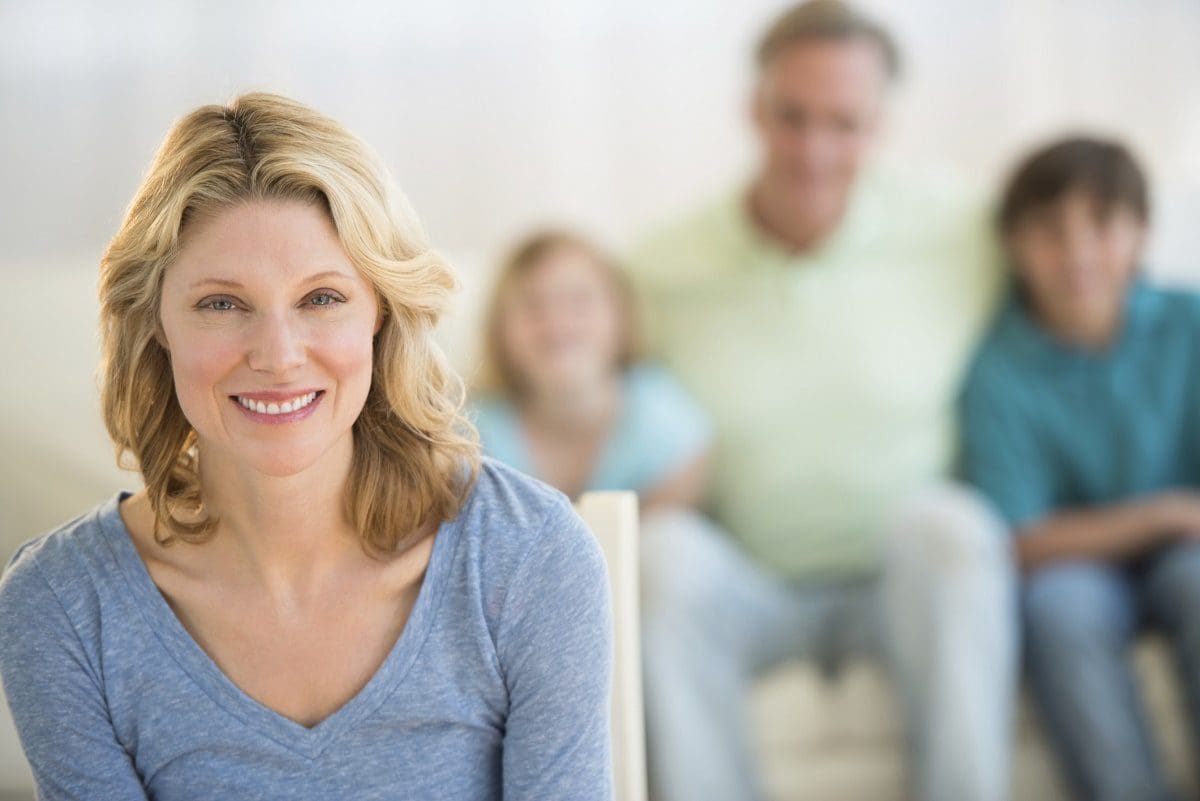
[96,490,464,759]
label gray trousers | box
[639,484,1017,801]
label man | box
[627,2,1015,800]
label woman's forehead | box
[169,200,363,288]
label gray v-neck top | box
[0,457,613,800]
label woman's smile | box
[230,389,326,424]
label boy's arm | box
[1015,491,1200,571]
[960,366,1200,571]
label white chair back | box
[575,491,646,801]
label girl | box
[472,231,711,513]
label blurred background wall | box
[2,0,1199,545]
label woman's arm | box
[495,504,614,801]
[640,449,710,514]
[1016,490,1200,571]
[0,551,149,800]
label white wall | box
[2,0,1197,273]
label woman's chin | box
[236,447,326,480]
[197,425,352,481]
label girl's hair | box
[98,91,480,555]
[476,229,643,399]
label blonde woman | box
[472,231,712,513]
[0,94,612,800]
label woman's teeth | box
[237,391,318,415]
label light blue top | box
[471,363,712,495]
[0,458,613,800]
[960,279,1200,529]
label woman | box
[0,93,612,800]
[472,231,712,513]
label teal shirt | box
[470,363,711,495]
[960,279,1200,530]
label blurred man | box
[627,2,1014,800]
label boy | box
[961,137,1200,801]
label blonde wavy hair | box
[99,91,480,554]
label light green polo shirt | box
[626,163,1003,580]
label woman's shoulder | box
[3,496,122,583]
[0,495,126,641]
[463,457,583,547]
[455,457,605,587]
[456,459,609,656]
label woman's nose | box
[246,312,307,376]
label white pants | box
[639,483,1017,801]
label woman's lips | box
[230,390,325,424]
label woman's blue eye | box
[200,297,237,311]
[308,292,345,307]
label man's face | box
[752,37,888,224]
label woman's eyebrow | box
[189,277,244,290]
[188,269,354,290]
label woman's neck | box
[195,431,366,599]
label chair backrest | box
[574,491,647,801]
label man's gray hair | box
[756,0,901,81]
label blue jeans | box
[639,483,1017,801]
[1022,542,1200,801]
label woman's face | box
[499,245,623,397]
[159,199,381,478]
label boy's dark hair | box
[998,136,1150,232]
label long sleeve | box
[495,504,614,801]
[0,546,149,800]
